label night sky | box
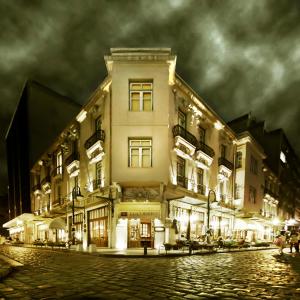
[0,0,300,196]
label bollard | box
[144,244,147,255]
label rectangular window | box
[95,116,102,131]
[249,186,256,204]
[250,155,258,174]
[129,81,153,111]
[221,144,226,158]
[57,151,62,174]
[129,139,152,168]
[236,151,242,168]
[95,161,102,188]
[199,127,206,143]
[178,110,186,129]
[140,223,151,238]
[197,168,205,195]
[177,156,186,187]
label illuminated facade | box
[4,49,299,247]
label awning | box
[49,217,66,230]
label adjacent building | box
[3,80,81,241]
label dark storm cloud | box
[0,0,300,194]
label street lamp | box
[207,189,217,244]
[71,185,84,245]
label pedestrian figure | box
[217,236,224,248]
[274,231,286,255]
[289,230,298,253]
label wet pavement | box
[0,245,300,299]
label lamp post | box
[71,185,84,245]
[207,189,217,244]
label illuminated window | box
[140,223,151,238]
[249,186,256,204]
[129,81,153,111]
[129,139,152,167]
[236,151,242,168]
[57,152,62,174]
[250,155,258,174]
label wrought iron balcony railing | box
[41,176,51,186]
[264,187,278,199]
[172,125,198,148]
[218,157,234,171]
[32,183,41,192]
[177,175,188,189]
[65,152,80,166]
[92,179,102,191]
[197,183,206,195]
[196,141,215,158]
[84,130,105,150]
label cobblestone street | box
[1,245,300,299]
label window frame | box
[128,138,152,168]
[178,110,186,129]
[177,156,186,187]
[235,151,242,169]
[220,144,226,158]
[129,81,153,112]
[199,127,206,143]
[249,185,257,204]
[56,151,63,174]
[250,155,258,174]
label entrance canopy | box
[49,217,66,230]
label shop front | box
[88,206,108,247]
[233,218,274,242]
[168,199,206,242]
[68,213,83,243]
[115,202,162,249]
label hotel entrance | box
[128,218,153,248]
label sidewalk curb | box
[0,254,23,281]
[2,244,277,259]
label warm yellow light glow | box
[287,218,296,226]
[214,121,224,130]
[76,110,87,123]
[272,217,280,226]
[16,220,23,226]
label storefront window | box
[88,206,108,247]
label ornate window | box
[129,139,152,168]
[129,81,153,111]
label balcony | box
[92,179,102,191]
[41,176,51,194]
[218,157,233,180]
[195,141,215,169]
[197,184,207,196]
[65,152,80,178]
[264,188,278,199]
[173,125,198,159]
[32,183,42,195]
[177,175,189,189]
[84,130,105,164]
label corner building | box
[29,48,239,249]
